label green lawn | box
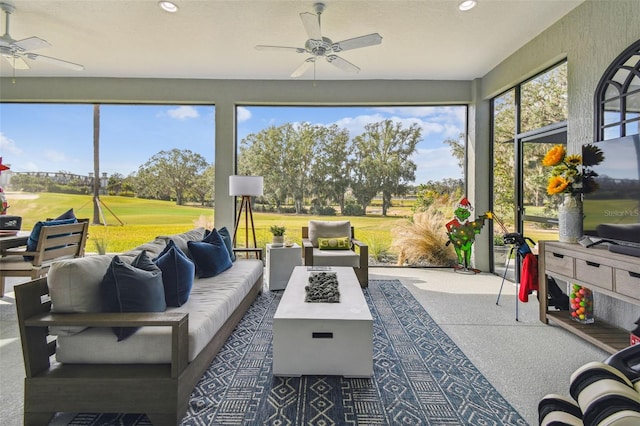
[7,193,411,254]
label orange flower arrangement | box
[542,144,603,196]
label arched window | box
[595,39,640,141]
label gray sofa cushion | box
[56,259,263,363]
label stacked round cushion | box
[539,361,640,425]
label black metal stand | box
[496,244,519,321]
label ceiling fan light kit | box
[0,1,85,72]
[458,0,478,11]
[255,2,382,78]
[158,1,179,13]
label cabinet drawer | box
[615,268,640,300]
[545,251,575,277]
[575,259,613,291]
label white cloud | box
[237,107,252,123]
[413,146,463,182]
[0,132,23,155]
[332,113,455,140]
[332,113,386,136]
[166,106,199,120]
[373,106,465,122]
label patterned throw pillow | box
[317,236,352,250]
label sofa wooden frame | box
[14,269,263,425]
[301,225,368,287]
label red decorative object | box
[0,157,9,174]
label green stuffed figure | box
[445,198,492,272]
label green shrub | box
[310,205,336,216]
[343,202,364,216]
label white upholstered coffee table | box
[272,266,373,377]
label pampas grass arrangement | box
[391,204,456,266]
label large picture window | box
[0,103,216,253]
[235,105,467,267]
[491,61,568,277]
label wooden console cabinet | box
[538,241,640,353]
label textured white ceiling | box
[0,0,584,80]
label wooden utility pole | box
[93,104,101,224]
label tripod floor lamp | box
[229,175,263,254]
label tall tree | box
[136,149,208,205]
[310,124,351,213]
[191,165,215,206]
[351,120,421,215]
[239,123,317,213]
[239,125,291,209]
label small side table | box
[266,243,302,291]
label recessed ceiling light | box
[459,0,477,11]
[158,1,179,13]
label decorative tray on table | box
[305,271,340,303]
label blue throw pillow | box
[153,240,195,307]
[188,229,232,278]
[25,217,78,260]
[217,226,236,262]
[55,208,77,220]
[100,252,166,341]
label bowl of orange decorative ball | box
[570,284,594,324]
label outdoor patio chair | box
[0,221,89,297]
[301,220,368,287]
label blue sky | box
[0,104,465,184]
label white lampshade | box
[229,175,263,196]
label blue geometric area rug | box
[67,280,525,426]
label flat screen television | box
[582,134,640,250]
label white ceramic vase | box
[558,194,583,243]
[272,235,284,247]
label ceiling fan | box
[255,2,382,78]
[0,2,84,71]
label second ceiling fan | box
[255,2,382,78]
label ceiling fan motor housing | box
[305,37,333,56]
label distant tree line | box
[238,119,433,216]
[9,149,215,207]
[9,120,468,213]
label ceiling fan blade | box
[332,33,382,52]
[13,36,51,51]
[300,12,321,40]
[255,45,306,53]
[24,53,84,71]
[291,58,314,78]
[326,55,360,74]
[2,54,30,69]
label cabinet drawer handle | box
[628,271,640,279]
[552,253,564,258]
[586,261,600,267]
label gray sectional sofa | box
[14,227,263,425]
